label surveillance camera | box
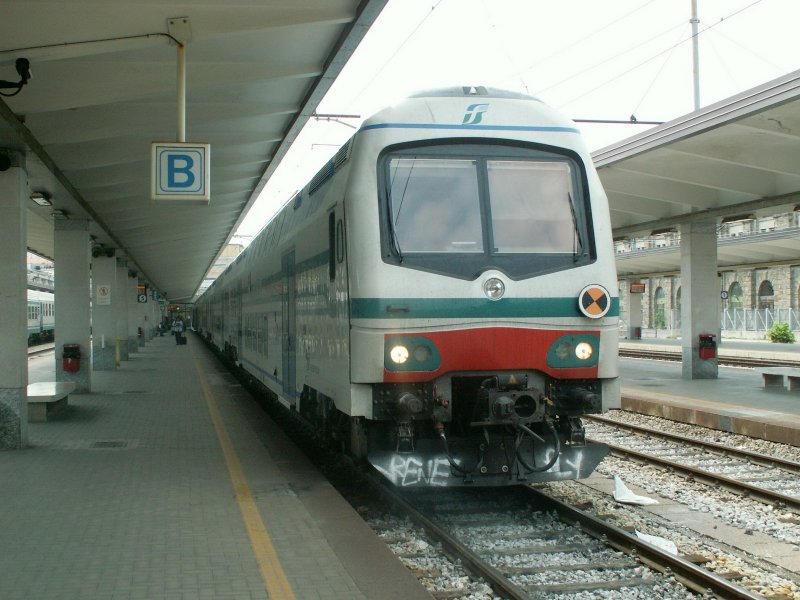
[15,58,30,84]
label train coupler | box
[564,416,586,445]
[395,420,415,452]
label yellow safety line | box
[191,345,296,600]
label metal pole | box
[177,43,186,142]
[691,0,700,110]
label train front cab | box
[346,132,618,487]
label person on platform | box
[172,317,185,345]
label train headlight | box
[389,345,409,364]
[554,341,571,360]
[385,336,441,372]
[483,277,505,301]
[575,342,593,360]
[546,334,600,368]
[413,344,432,363]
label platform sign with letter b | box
[151,142,210,203]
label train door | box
[281,251,296,404]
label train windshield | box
[381,143,593,280]
[389,158,484,253]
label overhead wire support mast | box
[177,42,186,142]
[691,0,701,110]
[167,17,192,143]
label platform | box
[2,334,432,600]
[619,338,800,446]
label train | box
[195,87,620,487]
[27,289,55,345]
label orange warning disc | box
[578,284,611,318]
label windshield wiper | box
[388,216,404,263]
[567,192,583,262]
[387,161,414,264]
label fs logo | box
[462,103,489,125]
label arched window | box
[729,282,743,310]
[758,280,774,310]
[653,287,666,329]
[675,286,681,312]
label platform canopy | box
[594,69,800,277]
[0,0,386,300]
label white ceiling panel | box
[1,0,386,300]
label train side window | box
[336,219,345,264]
[328,212,336,281]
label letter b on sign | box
[167,154,196,188]
[151,142,210,203]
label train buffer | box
[27,382,76,422]
[759,368,800,392]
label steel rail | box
[618,347,800,368]
[525,487,761,600]
[370,470,761,599]
[585,414,800,472]
[595,439,800,512]
[369,475,530,600]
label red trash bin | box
[62,344,81,372]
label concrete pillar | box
[627,280,643,339]
[0,154,28,448]
[54,219,92,392]
[91,254,118,371]
[149,291,157,337]
[680,220,719,379]
[127,272,140,353]
[115,259,129,361]
[139,283,150,342]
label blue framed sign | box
[151,142,210,203]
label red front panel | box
[384,327,599,383]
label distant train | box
[27,289,55,345]
[195,87,620,487]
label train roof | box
[408,86,542,102]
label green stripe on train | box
[350,297,619,319]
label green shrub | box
[766,322,795,343]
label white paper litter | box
[613,475,659,505]
[635,529,679,555]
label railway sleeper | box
[429,589,470,600]
[523,576,657,594]
[500,558,635,575]
[479,543,583,556]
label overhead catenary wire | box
[497,0,665,90]
[338,0,446,110]
[629,25,693,119]
[557,0,766,109]
[709,26,786,74]
[532,20,689,100]
[705,33,742,91]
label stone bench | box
[27,381,76,422]
[760,368,800,391]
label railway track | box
[587,416,800,513]
[585,414,800,513]
[227,348,792,599]
[370,479,759,599]
[618,346,800,368]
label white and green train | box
[27,289,55,345]
[195,87,620,487]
